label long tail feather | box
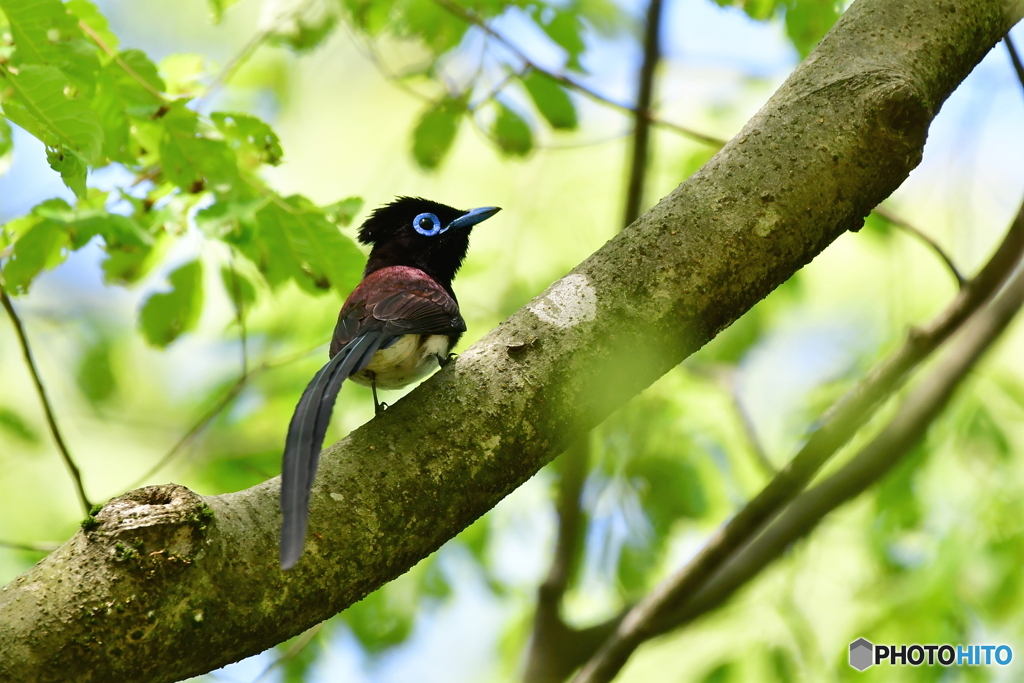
[279,332,390,570]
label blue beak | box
[449,206,501,231]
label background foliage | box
[1,0,1024,681]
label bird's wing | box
[281,266,464,569]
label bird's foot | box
[437,352,458,368]
[374,401,389,416]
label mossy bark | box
[2,0,1022,680]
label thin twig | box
[1006,35,1024,97]
[126,344,322,489]
[0,539,61,553]
[0,284,93,516]
[250,623,323,683]
[199,29,274,105]
[429,0,726,148]
[573,196,1024,682]
[873,205,966,288]
[622,0,664,227]
[227,252,249,377]
[78,21,167,101]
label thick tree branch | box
[0,284,93,516]
[2,1,1022,681]
[573,192,1024,683]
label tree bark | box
[2,0,1021,680]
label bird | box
[279,196,501,570]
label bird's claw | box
[437,352,458,368]
[374,401,389,416]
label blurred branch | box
[873,205,966,287]
[430,0,725,148]
[1006,35,1024,95]
[226,253,249,377]
[126,344,322,489]
[0,539,60,553]
[674,247,1024,631]
[622,0,664,227]
[0,284,93,516]
[573,196,1024,682]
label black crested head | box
[359,196,500,288]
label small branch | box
[674,252,1024,632]
[622,0,665,227]
[573,196,1024,683]
[227,252,249,377]
[199,29,273,105]
[250,623,323,683]
[78,21,167,101]
[1006,35,1024,96]
[126,344,321,489]
[873,205,966,288]
[429,0,726,148]
[0,284,93,516]
[0,539,61,553]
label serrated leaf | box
[0,63,104,164]
[159,103,238,193]
[139,259,204,347]
[0,217,68,292]
[106,49,165,117]
[46,144,87,197]
[492,103,532,157]
[522,71,576,130]
[76,337,116,404]
[1,0,85,64]
[411,97,462,170]
[211,111,283,167]
[250,196,363,294]
[0,405,40,444]
[67,0,117,52]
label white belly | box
[350,334,451,390]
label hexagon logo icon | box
[850,638,874,671]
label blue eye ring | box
[412,212,444,236]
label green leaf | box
[76,337,116,404]
[411,97,462,170]
[106,49,165,117]
[397,0,466,53]
[322,196,363,227]
[343,585,415,653]
[1,0,87,63]
[492,103,532,157]
[220,264,257,309]
[139,259,204,347]
[46,145,87,197]
[158,53,207,97]
[784,0,841,58]
[101,234,165,285]
[159,103,239,193]
[66,0,117,52]
[211,111,283,167]
[522,71,577,130]
[536,10,586,72]
[0,116,12,176]
[0,405,40,444]
[207,0,241,23]
[0,63,104,164]
[249,196,363,294]
[265,0,339,52]
[0,217,69,292]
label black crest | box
[357,196,465,245]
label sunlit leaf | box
[322,196,363,227]
[0,217,67,292]
[220,264,257,310]
[411,97,463,170]
[0,116,13,176]
[785,0,841,58]
[211,111,283,167]
[0,64,104,164]
[492,103,532,157]
[67,0,118,52]
[46,145,87,197]
[207,0,242,24]
[158,53,208,97]
[139,259,204,347]
[263,0,339,52]
[522,71,577,130]
[159,103,239,193]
